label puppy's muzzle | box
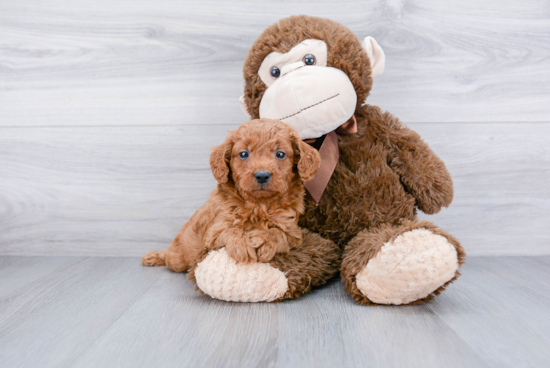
[254,171,271,185]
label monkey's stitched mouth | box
[277,93,340,121]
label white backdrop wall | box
[1,0,549,256]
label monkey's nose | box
[281,61,305,77]
[255,171,271,185]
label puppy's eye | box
[270,66,281,79]
[239,151,249,159]
[275,151,286,159]
[303,54,316,65]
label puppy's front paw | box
[247,230,275,262]
[247,229,290,263]
[247,230,267,248]
[225,241,258,264]
[257,242,278,263]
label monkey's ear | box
[362,36,385,78]
[239,95,252,118]
[210,135,234,184]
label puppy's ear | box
[210,134,234,184]
[292,134,321,182]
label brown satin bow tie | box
[303,115,357,204]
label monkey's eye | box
[270,66,281,79]
[303,54,316,65]
[239,151,249,159]
[275,151,286,160]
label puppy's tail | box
[141,249,167,267]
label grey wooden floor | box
[0,256,548,368]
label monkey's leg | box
[187,229,341,302]
[341,220,465,305]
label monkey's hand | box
[378,109,454,214]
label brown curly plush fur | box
[299,104,455,247]
[242,15,465,305]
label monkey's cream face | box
[241,37,385,140]
[257,39,357,140]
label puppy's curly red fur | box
[141,118,320,272]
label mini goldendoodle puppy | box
[141,118,320,273]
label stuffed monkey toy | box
[190,15,465,305]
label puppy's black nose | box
[255,171,271,185]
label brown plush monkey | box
[191,15,465,305]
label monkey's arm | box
[377,110,453,214]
